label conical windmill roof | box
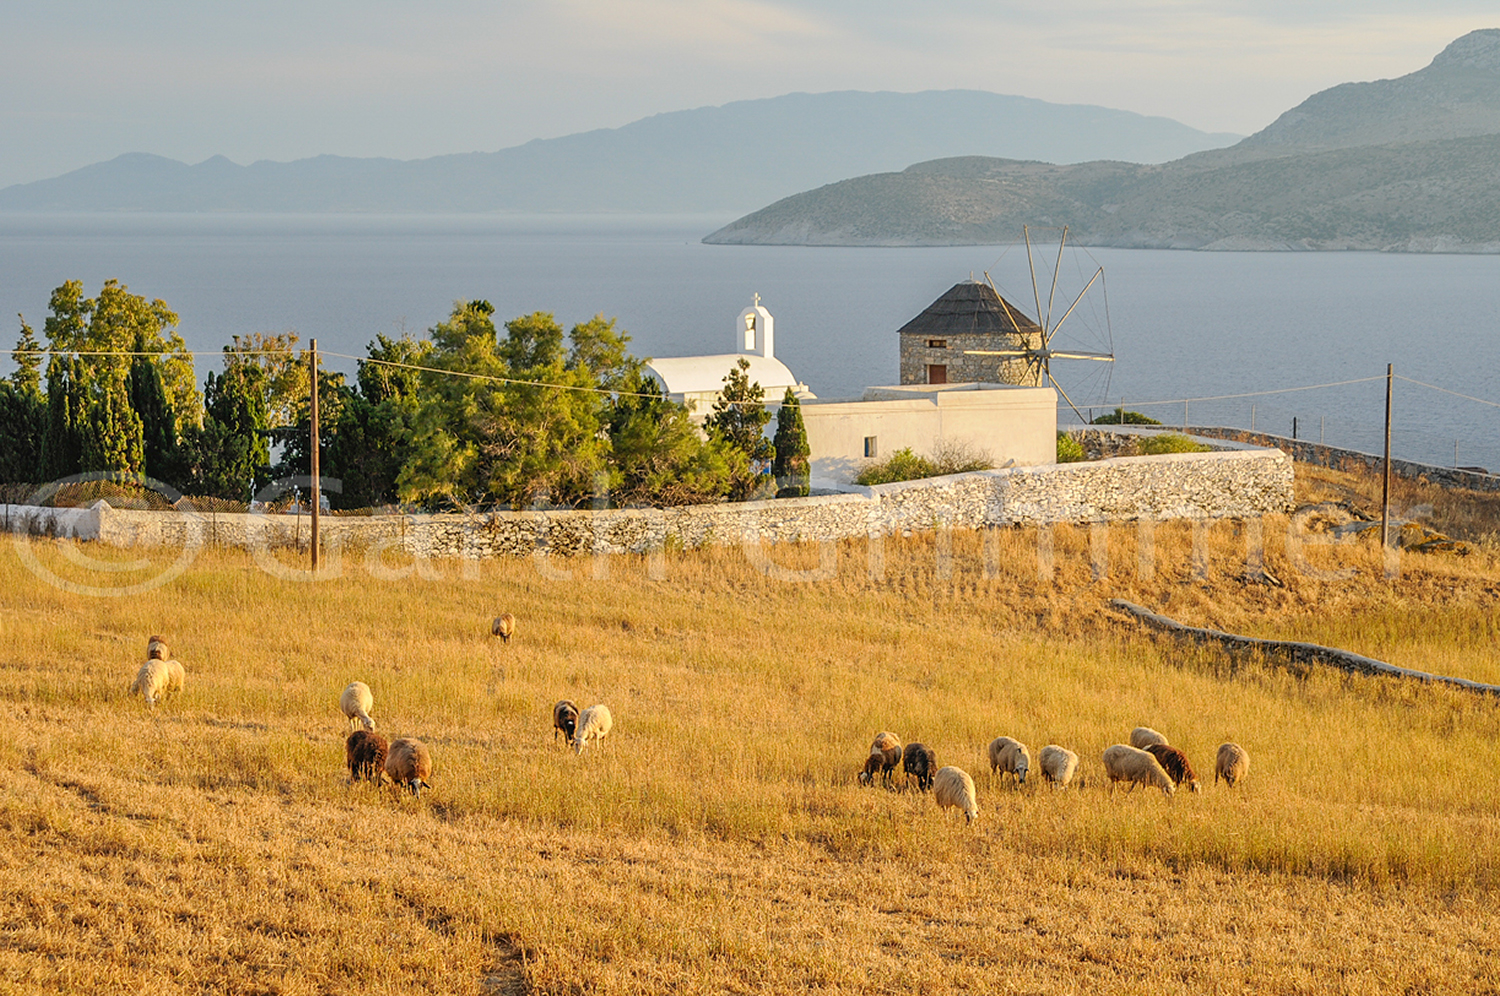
[896,281,1042,338]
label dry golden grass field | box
[2,465,1499,994]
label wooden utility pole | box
[1380,363,1392,550]
[310,339,320,571]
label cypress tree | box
[0,323,47,485]
[771,387,811,498]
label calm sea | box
[2,213,1498,472]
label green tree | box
[607,373,739,506]
[705,357,773,500]
[196,363,270,501]
[31,280,199,481]
[325,334,431,510]
[771,387,811,497]
[401,304,612,508]
[0,322,47,484]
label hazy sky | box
[2,1,1494,188]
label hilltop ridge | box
[705,30,1500,251]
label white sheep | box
[572,704,613,754]
[1102,744,1175,797]
[1037,745,1080,788]
[129,656,185,709]
[1129,726,1169,750]
[1216,742,1250,788]
[340,681,375,731]
[987,736,1030,785]
[933,766,978,824]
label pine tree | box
[706,357,772,501]
[771,387,811,497]
[0,322,47,484]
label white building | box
[642,296,811,418]
[642,295,1057,491]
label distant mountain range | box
[706,30,1500,252]
[0,92,1238,215]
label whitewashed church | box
[642,295,1056,490]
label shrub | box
[854,442,993,486]
[1091,408,1161,425]
[1138,433,1212,455]
[855,448,936,485]
[1056,433,1086,463]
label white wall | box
[800,383,1056,489]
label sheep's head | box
[1188,779,1201,793]
[859,754,882,785]
[361,715,375,731]
[1015,749,1030,784]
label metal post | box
[1320,416,1325,445]
[1183,400,1188,431]
[1251,404,1255,432]
[1292,416,1297,440]
[310,339,320,572]
[1380,363,1392,551]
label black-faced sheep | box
[385,737,433,797]
[572,704,613,754]
[553,699,579,744]
[1216,742,1249,788]
[902,742,936,792]
[933,766,978,823]
[492,613,516,642]
[858,731,902,788]
[1102,744,1175,797]
[987,736,1030,785]
[340,681,375,731]
[346,729,390,784]
[1145,743,1201,793]
[1037,745,1080,788]
[1129,726,1169,750]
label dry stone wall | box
[6,447,1293,558]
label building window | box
[927,364,948,385]
[927,339,947,349]
[864,436,878,459]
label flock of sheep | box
[129,622,1251,822]
[858,726,1250,824]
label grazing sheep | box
[492,613,516,643]
[553,699,579,744]
[340,681,375,731]
[1216,743,1250,788]
[572,704,613,754]
[933,766,979,824]
[146,635,169,660]
[1102,744,1176,797]
[1037,745,1080,788]
[987,736,1031,785]
[1129,726,1169,750]
[385,738,433,797]
[858,732,903,788]
[346,730,390,784]
[902,742,936,792]
[1144,743,1201,793]
[129,655,184,709]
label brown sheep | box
[1144,743,1201,793]
[346,730,390,784]
[553,699,579,744]
[859,732,903,788]
[386,738,433,797]
[147,635,169,661]
[492,613,516,643]
[902,742,936,792]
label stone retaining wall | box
[5,446,1293,558]
[1183,426,1500,493]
